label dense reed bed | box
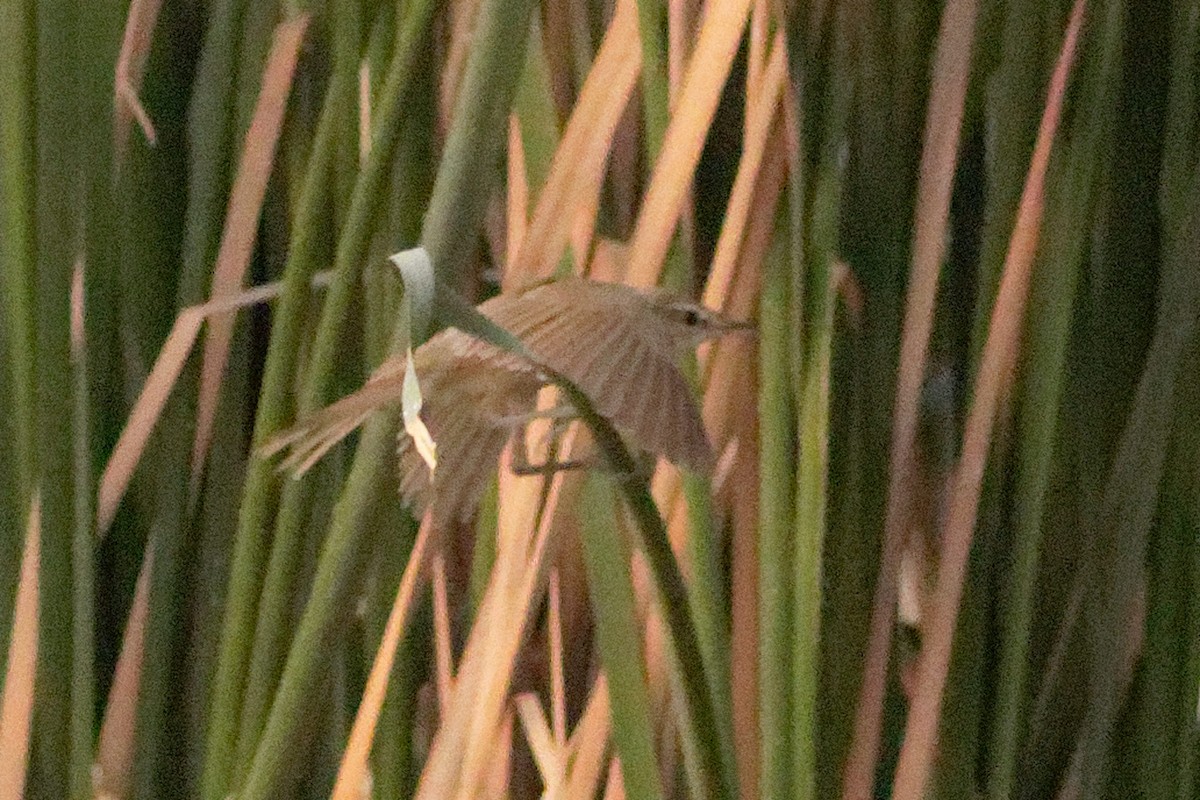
[0,1,1196,799]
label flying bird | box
[261,278,752,526]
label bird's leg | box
[503,405,649,481]
[510,422,552,476]
[507,405,595,476]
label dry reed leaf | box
[693,309,762,487]
[703,32,786,316]
[439,0,484,130]
[483,710,515,800]
[840,0,979,794]
[0,495,39,800]
[588,239,627,281]
[507,114,530,272]
[495,389,563,549]
[191,15,309,493]
[568,158,605,273]
[602,760,626,800]
[455,440,577,799]
[564,676,612,800]
[99,309,202,535]
[330,518,434,800]
[516,693,565,794]
[432,552,454,717]
[665,494,691,564]
[413,431,578,800]
[626,549,671,733]
[113,0,163,163]
[666,0,688,106]
[97,275,326,536]
[93,547,153,800]
[624,0,755,288]
[71,258,86,360]
[358,63,371,163]
[747,0,769,103]
[548,571,567,747]
[710,439,742,500]
[729,405,761,800]
[889,2,1086,796]
[513,0,641,283]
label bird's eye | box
[683,309,701,326]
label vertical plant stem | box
[791,171,839,800]
[140,0,248,794]
[561,382,731,800]
[366,501,426,800]
[33,0,81,793]
[580,476,666,800]
[758,219,796,800]
[0,0,37,507]
[205,4,435,793]
[230,8,370,774]
[0,0,37,667]
[1077,134,1200,800]
[985,0,1121,783]
[199,18,354,795]
[635,0,669,160]
[513,18,560,196]
[234,413,398,800]
[683,469,738,786]
[235,0,539,795]
[967,0,1050,365]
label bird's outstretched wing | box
[397,387,513,525]
[480,280,715,474]
[263,326,544,526]
[395,338,543,524]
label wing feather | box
[483,279,714,472]
[605,345,713,473]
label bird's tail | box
[258,377,403,475]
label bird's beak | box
[714,317,757,334]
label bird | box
[261,277,753,527]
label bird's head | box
[646,292,756,350]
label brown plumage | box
[261,278,752,526]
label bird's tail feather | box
[258,378,403,475]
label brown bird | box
[261,277,752,526]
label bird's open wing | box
[262,328,540,525]
[397,331,546,524]
[481,280,715,474]
[397,391,513,526]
